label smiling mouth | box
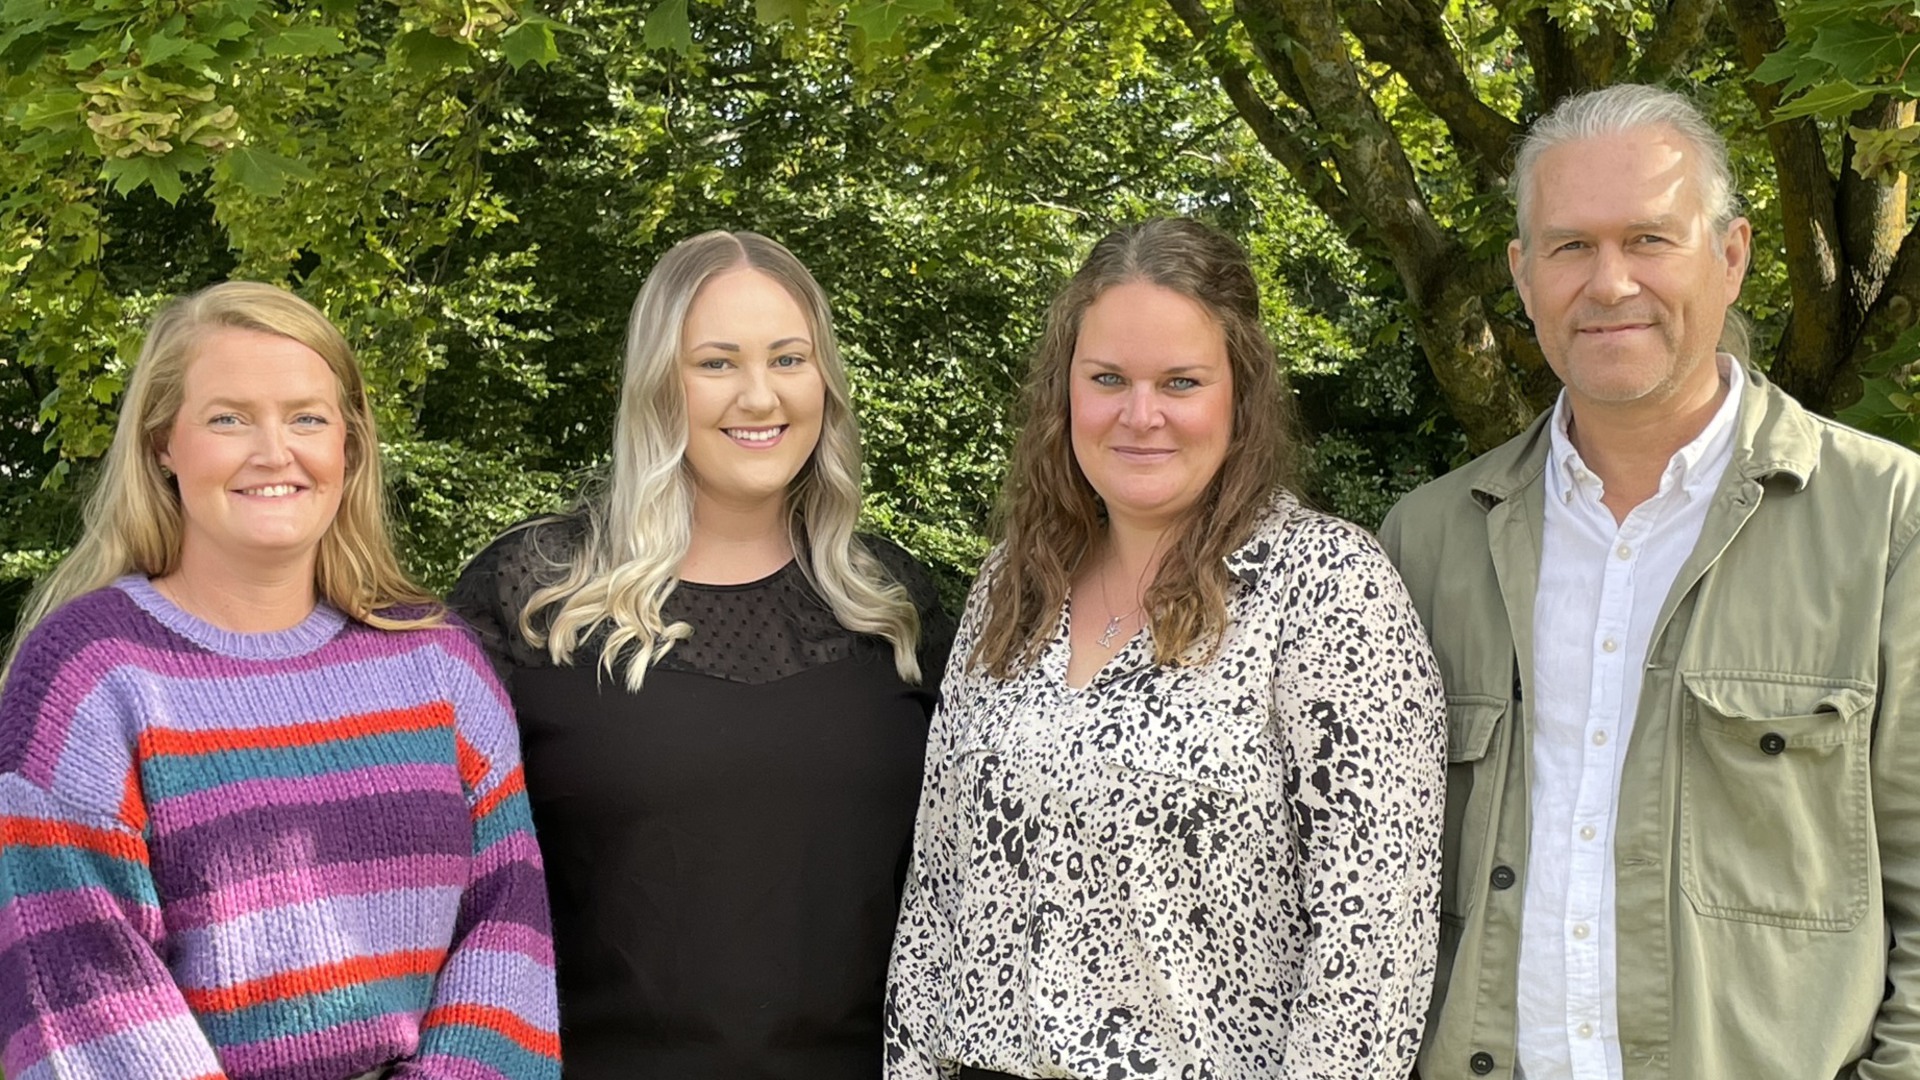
[725,426,787,446]
[235,484,303,497]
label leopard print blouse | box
[884,494,1446,1079]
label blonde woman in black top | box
[453,230,952,1079]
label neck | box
[1565,369,1728,520]
[156,553,319,633]
[680,490,795,585]
[1101,516,1175,599]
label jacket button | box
[1470,1051,1496,1074]
[1760,732,1787,755]
[1490,865,1516,890]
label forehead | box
[179,327,339,397]
[1073,281,1227,365]
[682,267,810,336]
[1522,125,1708,234]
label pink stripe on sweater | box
[454,919,556,966]
[0,886,163,948]
[163,854,470,930]
[3,982,200,1065]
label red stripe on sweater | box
[423,1002,562,1059]
[180,949,444,1013]
[139,703,454,758]
[0,816,147,862]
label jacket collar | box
[1464,361,1820,511]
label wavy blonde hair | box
[974,218,1300,677]
[8,281,438,666]
[521,230,923,690]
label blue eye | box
[1092,372,1124,387]
[772,353,806,368]
[209,414,241,427]
[294,414,331,427]
[1167,377,1200,391]
[696,357,732,371]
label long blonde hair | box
[974,218,1300,677]
[521,230,923,689]
[8,281,438,667]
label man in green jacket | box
[1380,83,1920,1080]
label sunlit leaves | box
[642,0,692,53]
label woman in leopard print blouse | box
[884,218,1447,1080]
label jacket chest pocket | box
[1441,696,1506,924]
[1679,674,1873,930]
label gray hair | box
[1512,84,1739,247]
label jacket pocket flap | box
[1683,674,1872,734]
[1445,696,1506,762]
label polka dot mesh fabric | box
[452,514,948,686]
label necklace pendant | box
[1097,614,1124,649]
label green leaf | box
[642,0,692,54]
[14,88,82,131]
[396,27,475,73]
[217,144,317,196]
[846,0,949,44]
[101,155,186,204]
[501,20,558,69]
[753,0,810,27]
[266,25,347,58]
[1806,17,1911,82]
[1770,80,1890,121]
[139,31,192,65]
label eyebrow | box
[687,336,814,353]
[1537,215,1686,243]
[1075,356,1217,375]
[202,396,337,410]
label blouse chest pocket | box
[1678,673,1874,930]
[1079,680,1261,871]
[1440,696,1506,925]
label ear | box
[1720,216,1753,300]
[1508,237,1534,318]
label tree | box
[755,0,1920,451]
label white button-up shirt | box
[1516,358,1744,1080]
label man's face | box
[1509,125,1751,414]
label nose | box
[737,366,778,413]
[1584,243,1640,305]
[1121,383,1162,430]
[251,424,293,466]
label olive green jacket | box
[1379,366,1920,1080]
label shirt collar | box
[1545,354,1744,506]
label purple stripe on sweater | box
[171,886,462,989]
[150,789,471,902]
[424,949,559,1029]
[150,764,461,832]
[453,920,554,966]
[2,982,206,1069]
[0,915,182,1014]
[215,1010,419,1077]
[0,886,164,948]
[402,1054,513,1080]
[163,854,470,930]
[450,861,550,939]
[8,1011,222,1080]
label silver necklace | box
[1096,560,1144,649]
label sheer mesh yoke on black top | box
[449,514,955,1080]
[454,513,951,687]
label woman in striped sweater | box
[0,282,560,1080]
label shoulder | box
[1227,493,1394,594]
[465,513,587,581]
[13,582,170,674]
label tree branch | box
[1161,0,1366,239]
[1345,0,1522,177]
[1635,0,1721,84]
[1726,0,1849,409]
[1837,96,1913,319]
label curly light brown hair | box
[972,218,1301,677]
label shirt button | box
[1601,638,1618,653]
[1470,1051,1496,1075]
[1577,1023,1594,1038]
[1573,923,1591,939]
[1563,490,1574,504]
[1616,543,1631,559]
[1490,865,1517,890]
[1592,730,1609,746]
[1579,825,1596,841]
[1760,732,1787,755]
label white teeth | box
[726,427,781,443]
[241,484,298,497]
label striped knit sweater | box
[0,576,560,1080]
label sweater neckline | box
[115,575,348,659]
